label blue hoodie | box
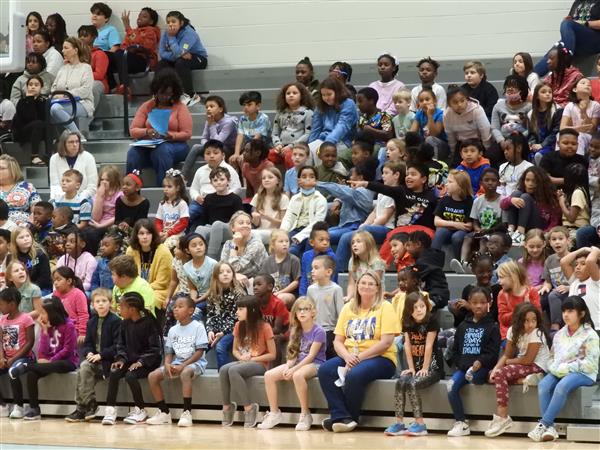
[316,182,374,227]
[309,98,358,148]
[159,25,207,61]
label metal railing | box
[121,46,152,135]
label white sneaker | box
[484,414,512,437]
[512,232,525,247]
[187,93,202,108]
[528,422,547,442]
[146,410,171,425]
[257,409,282,429]
[450,259,465,274]
[295,412,313,431]
[542,425,559,441]
[123,406,147,425]
[178,410,193,427]
[9,405,24,419]
[0,404,9,417]
[180,94,191,106]
[102,406,117,425]
[447,420,470,437]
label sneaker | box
[447,420,470,437]
[23,407,41,421]
[450,259,465,274]
[9,405,24,419]
[406,422,428,436]
[146,410,171,425]
[102,406,117,425]
[65,408,86,423]
[221,402,237,427]
[0,404,9,417]
[177,410,193,427]
[523,373,545,393]
[528,422,548,442]
[484,414,513,437]
[332,418,358,433]
[84,401,98,421]
[384,422,407,436]
[295,412,312,431]
[542,426,559,442]
[187,93,202,108]
[322,417,333,432]
[512,232,525,247]
[123,406,147,425]
[257,409,282,429]
[243,403,259,428]
[8,361,28,379]
[80,137,88,144]
[180,94,191,106]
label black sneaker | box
[322,418,333,432]
[23,407,41,421]
[84,401,98,421]
[65,409,86,422]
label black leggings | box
[106,364,153,408]
[13,120,47,158]
[111,50,149,87]
[505,191,546,231]
[0,375,24,406]
[26,360,77,409]
[155,56,208,95]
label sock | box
[183,397,192,412]
[157,400,169,414]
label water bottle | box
[465,366,474,382]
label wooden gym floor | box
[1,419,598,450]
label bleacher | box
[3,52,600,442]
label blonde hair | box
[463,60,487,77]
[497,260,529,293]
[286,296,316,360]
[64,36,91,64]
[255,167,284,212]
[10,227,41,261]
[98,165,122,196]
[392,88,411,103]
[91,288,112,304]
[448,169,473,199]
[387,138,406,153]
[5,260,30,287]
[523,228,548,264]
[0,155,24,183]
[207,261,244,309]
[268,229,289,255]
[349,271,384,314]
[349,231,382,272]
[292,142,310,156]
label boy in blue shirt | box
[230,91,272,168]
[284,143,310,196]
[90,3,120,52]
[299,221,338,295]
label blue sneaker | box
[406,422,428,436]
[384,422,407,436]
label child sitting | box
[242,139,275,199]
[498,132,532,198]
[28,201,53,244]
[52,267,89,343]
[42,207,77,263]
[52,169,92,229]
[560,77,599,155]
[561,246,600,330]
[0,288,35,419]
[284,143,310,196]
[540,128,588,187]
[558,163,591,238]
[461,60,499,120]
[5,260,42,318]
[306,255,344,359]
[101,292,162,426]
[115,171,150,235]
[88,165,123,242]
[512,52,540,94]
[12,226,52,294]
[487,232,513,285]
[299,222,338,296]
[90,232,122,292]
[388,232,415,273]
[0,199,17,232]
[0,229,10,289]
[368,54,406,115]
[163,237,192,336]
[109,255,156,314]
[355,87,394,145]
[456,140,490,196]
[410,87,449,161]
[447,287,500,437]
[65,288,121,422]
[263,230,301,308]
[391,89,415,138]
[410,57,447,111]
[346,231,386,301]
[77,25,108,108]
[250,168,289,245]
[155,170,189,247]
[316,141,348,185]
[519,229,547,289]
[491,75,531,147]
[254,274,290,360]
[183,233,217,319]
[527,83,561,163]
[146,295,208,427]
[56,230,98,294]
[230,91,272,169]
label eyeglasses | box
[297,307,313,313]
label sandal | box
[31,156,46,166]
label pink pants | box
[494,363,543,407]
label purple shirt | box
[297,324,327,364]
[519,258,544,288]
[38,318,78,367]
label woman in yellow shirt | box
[317,271,400,433]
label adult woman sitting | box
[49,131,98,199]
[308,77,358,168]
[50,37,94,137]
[31,29,63,77]
[126,218,173,313]
[318,271,399,433]
[219,211,268,289]
[126,69,192,186]
[534,1,600,76]
[0,155,41,227]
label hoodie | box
[38,318,79,367]
[159,25,207,61]
[452,313,500,371]
[462,80,499,120]
[415,248,450,309]
[316,182,374,227]
[115,314,162,369]
[456,157,491,195]
[81,311,121,377]
[544,66,583,108]
[90,47,109,93]
[443,99,492,151]
[10,70,54,104]
[308,98,359,148]
[121,25,161,69]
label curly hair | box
[516,166,559,210]
[509,302,550,350]
[151,68,184,104]
[276,81,314,112]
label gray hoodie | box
[10,70,55,105]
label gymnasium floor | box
[1,420,598,450]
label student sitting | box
[249,167,288,242]
[461,61,499,120]
[391,89,415,139]
[52,170,92,229]
[230,91,272,169]
[355,87,394,145]
[368,54,406,115]
[410,87,449,161]
[410,57,447,111]
[109,255,156,315]
[51,267,89,343]
[41,207,77,263]
[28,201,53,244]
[315,141,348,187]
[56,230,98,294]
[299,222,338,296]
[456,140,491,196]
[539,128,588,188]
[284,143,310,196]
[561,246,600,330]
[254,274,290,356]
[263,230,301,308]
[78,25,109,109]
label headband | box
[127,169,143,188]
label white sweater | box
[49,151,98,200]
[189,161,243,201]
[51,62,94,116]
[43,47,64,77]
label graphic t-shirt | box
[156,200,190,234]
[165,320,209,371]
[297,324,327,365]
[434,196,473,223]
[260,295,290,328]
[263,253,301,292]
[183,257,217,296]
[543,254,569,288]
[405,314,442,372]
[334,301,400,364]
[470,195,502,229]
[0,313,35,358]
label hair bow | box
[166,168,183,178]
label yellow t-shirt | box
[563,188,590,228]
[334,300,400,365]
[392,290,430,333]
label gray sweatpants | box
[75,360,103,407]
[219,361,265,406]
[196,221,232,260]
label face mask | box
[300,187,315,196]
[506,92,522,103]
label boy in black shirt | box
[540,128,588,187]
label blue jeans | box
[318,355,396,422]
[538,373,595,427]
[50,102,89,134]
[576,225,600,249]
[336,225,390,272]
[328,222,360,247]
[209,333,234,369]
[126,141,189,186]
[189,200,204,222]
[534,20,600,76]
[447,368,490,421]
[289,229,309,258]
[431,227,468,260]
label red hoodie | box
[121,26,161,69]
[91,47,109,93]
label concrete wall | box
[18,0,571,69]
